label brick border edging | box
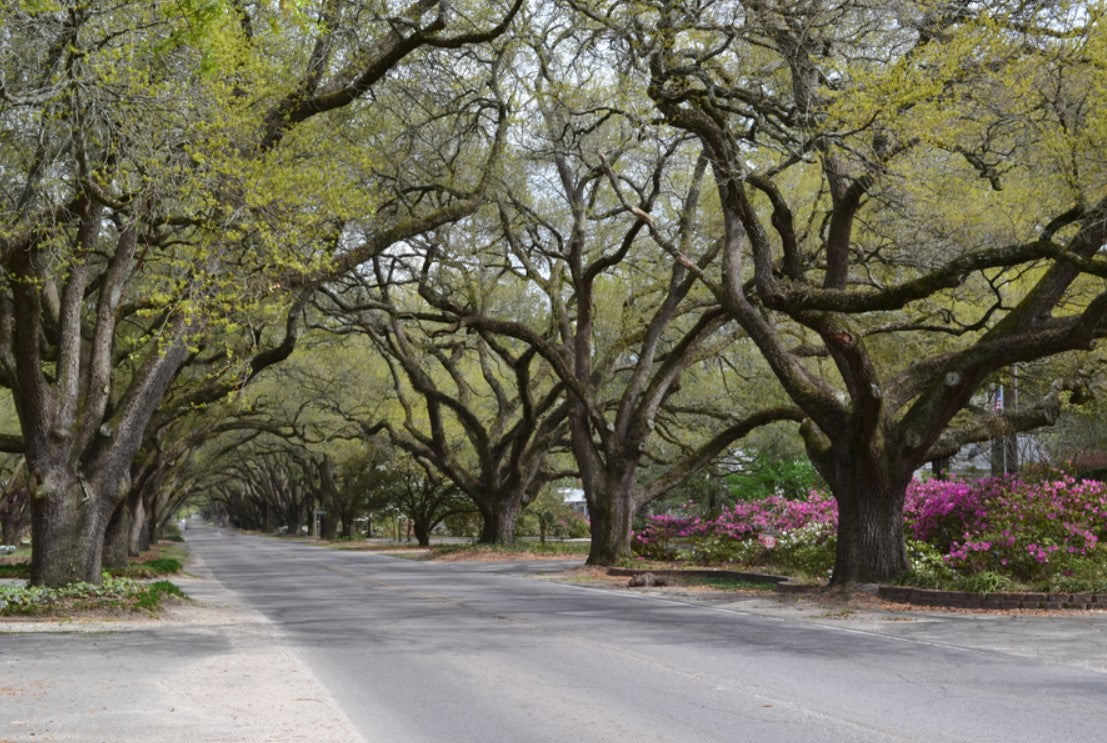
[877,586,1107,610]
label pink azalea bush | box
[635,474,1107,587]
[905,476,1107,582]
[633,493,838,575]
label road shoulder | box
[0,550,363,743]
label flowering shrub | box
[771,521,837,577]
[633,514,700,560]
[633,493,837,575]
[932,476,1107,581]
[637,474,1107,589]
[901,476,1107,585]
[903,479,987,552]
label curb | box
[609,568,1107,610]
[877,586,1107,610]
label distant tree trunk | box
[340,503,357,539]
[102,495,133,570]
[991,436,1019,476]
[322,513,338,540]
[413,520,431,547]
[1,485,30,545]
[930,456,951,480]
[1,512,23,546]
[129,492,149,556]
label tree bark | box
[824,447,909,585]
[413,520,431,547]
[29,474,115,586]
[129,491,149,557]
[585,486,636,566]
[477,497,521,546]
[340,509,356,539]
[101,497,132,570]
[1,513,23,546]
[991,436,1019,476]
[321,512,338,540]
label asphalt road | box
[189,526,1107,743]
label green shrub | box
[953,571,1015,594]
[134,580,186,611]
[770,522,836,578]
[687,536,761,565]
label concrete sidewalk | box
[0,551,363,743]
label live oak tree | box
[315,265,572,546]
[413,21,802,564]
[363,454,476,546]
[106,395,310,564]
[0,0,520,585]
[579,0,1107,582]
[208,442,320,534]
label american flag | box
[994,385,1004,413]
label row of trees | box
[3,0,1107,586]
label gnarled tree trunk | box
[29,472,115,587]
[477,496,521,546]
[812,435,910,585]
[585,486,635,566]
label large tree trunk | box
[103,479,138,569]
[29,473,115,587]
[477,496,521,545]
[584,460,641,566]
[586,487,636,566]
[826,450,909,586]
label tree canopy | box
[3,0,1107,586]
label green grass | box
[116,557,183,578]
[0,562,30,579]
[134,580,186,611]
[425,541,591,559]
[677,576,778,591]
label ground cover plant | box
[0,575,186,616]
[633,475,1107,592]
[0,542,189,616]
